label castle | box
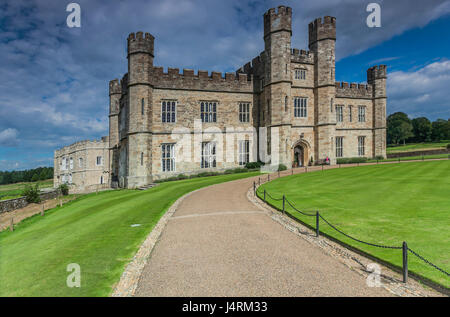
[56,6,387,190]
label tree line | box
[0,167,54,185]
[387,112,450,145]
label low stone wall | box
[387,149,449,158]
[0,189,60,214]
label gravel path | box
[134,166,397,297]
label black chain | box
[265,191,283,201]
[408,247,450,276]
[285,198,316,217]
[318,214,402,249]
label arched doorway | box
[294,145,304,167]
[292,140,310,167]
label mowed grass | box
[387,141,449,154]
[0,179,53,201]
[258,161,450,287]
[0,172,259,296]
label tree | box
[387,112,414,145]
[431,119,450,141]
[411,117,432,142]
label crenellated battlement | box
[127,31,154,57]
[308,16,336,46]
[264,6,292,37]
[150,67,253,92]
[55,137,109,155]
[109,79,121,95]
[335,81,373,99]
[367,65,387,83]
[291,48,314,64]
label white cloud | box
[0,128,19,146]
[388,60,450,118]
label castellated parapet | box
[264,6,292,37]
[127,32,154,57]
[335,82,373,99]
[150,67,253,92]
[291,49,314,64]
[367,65,387,83]
[308,16,336,45]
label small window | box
[336,106,343,122]
[100,176,103,185]
[358,106,366,122]
[141,152,144,166]
[161,144,175,172]
[96,156,103,166]
[358,136,365,156]
[239,102,250,123]
[141,98,145,115]
[285,96,288,112]
[69,157,73,170]
[295,69,306,80]
[294,97,307,118]
[201,102,217,123]
[260,78,265,91]
[162,100,176,123]
[201,142,216,168]
[348,105,352,122]
[336,137,343,158]
[239,140,250,166]
[69,174,72,184]
[79,158,83,168]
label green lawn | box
[387,141,449,154]
[0,179,53,201]
[0,172,259,296]
[258,161,450,288]
[367,153,449,162]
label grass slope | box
[387,141,449,154]
[258,161,450,287]
[0,179,53,201]
[0,172,259,296]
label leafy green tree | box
[411,117,432,142]
[431,119,450,141]
[387,112,413,145]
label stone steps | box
[137,183,159,191]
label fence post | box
[10,217,14,232]
[321,165,324,171]
[278,171,280,178]
[291,169,293,175]
[264,189,266,202]
[402,241,408,283]
[59,196,62,207]
[258,177,260,185]
[398,157,400,163]
[268,174,270,182]
[305,166,307,173]
[316,211,320,237]
[41,203,45,216]
[253,181,256,196]
[282,195,285,214]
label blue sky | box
[0,0,449,171]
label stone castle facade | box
[67,6,385,190]
[54,137,110,192]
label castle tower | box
[263,6,292,167]
[309,16,337,164]
[109,79,121,185]
[127,32,154,187]
[368,65,387,158]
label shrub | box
[59,184,69,196]
[176,174,188,180]
[277,164,287,171]
[22,184,41,203]
[337,157,368,164]
[447,143,450,150]
[245,161,264,169]
[374,155,384,160]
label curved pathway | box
[134,164,398,296]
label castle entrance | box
[294,145,304,167]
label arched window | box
[141,152,144,166]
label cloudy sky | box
[0,0,449,170]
